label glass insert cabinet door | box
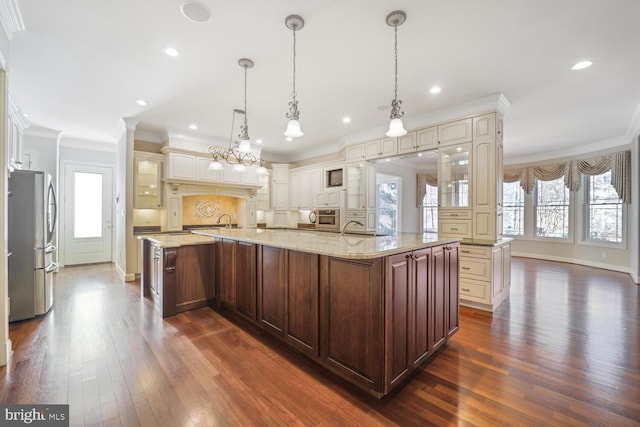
[438,144,470,208]
[346,162,365,209]
[135,158,161,208]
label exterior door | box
[62,162,113,265]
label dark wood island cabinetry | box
[142,230,460,398]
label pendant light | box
[284,14,304,138]
[208,58,268,175]
[385,10,407,137]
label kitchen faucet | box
[217,213,232,228]
[341,220,364,236]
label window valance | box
[416,173,438,207]
[504,150,630,203]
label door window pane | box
[586,171,623,243]
[535,178,570,238]
[74,172,103,238]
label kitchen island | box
[141,229,460,398]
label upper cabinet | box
[134,153,163,208]
[365,137,397,160]
[438,118,472,147]
[438,144,471,209]
[7,94,28,172]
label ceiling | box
[8,0,640,164]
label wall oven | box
[315,209,340,231]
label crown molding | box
[0,0,24,40]
[23,126,61,139]
[58,135,117,152]
[628,101,640,140]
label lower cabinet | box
[141,240,215,318]
[257,247,319,357]
[216,240,459,398]
[217,238,257,320]
[459,240,511,312]
[384,243,459,391]
[321,256,384,391]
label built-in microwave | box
[315,209,340,231]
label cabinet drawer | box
[346,210,365,219]
[459,278,489,303]
[460,245,492,259]
[439,209,472,220]
[439,220,472,237]
[460,257,491,281]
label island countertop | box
[182,228,460,259]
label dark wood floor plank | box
[1,258,639,426]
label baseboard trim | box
[2,338,12,367]
[115,263,135,282]
[511,252,631,276]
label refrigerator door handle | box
[45,262,59,273]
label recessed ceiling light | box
[180,1,211,23]
[571,60,593,70]
[286,137,293,142]
[136,99,148,106]
[342,116,351,124]
[189,124,198,130]
[23,113,28,117]
[255,139,263,144]
[429,86,441,94]
[164,47,179,57]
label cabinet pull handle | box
[461,288,471,292]
[461,250,470,253]
[450,228,458,231]
[461,266,470,270]
[451,213,458,216]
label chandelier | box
[385,10,408,137]
[209,58,267,174]
[284,14,304,138]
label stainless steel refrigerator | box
[8,170,58,322]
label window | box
[502,182,524,236]
[535,177,570,238]
[422,183,438,235]
[74,172,103,238]
[586,171,623,243]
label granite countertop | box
[460,237,514,247]
[138,233,216,248]
[190,228,459,259]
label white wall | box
[114,121,127,279]
[0,33,10,366]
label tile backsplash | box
[182,195,239,225]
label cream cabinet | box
[365,137,397,160]
[310,167,323,207]
[256,174,270,211]
[166,153,196,180]
[7,94,28,171]
[271,164,290,211]
[438,143,471,209]
[134,153,163,208]
[289,169,311,209]
[438,118,472,147]
[472,113,503,241]
[459,241,511,312]
[345,144,366,161]
[397,128,439,154]
[196,157,221,182]
[346,161,376,232]
[316,190,342,208]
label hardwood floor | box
[1,258,639,426]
